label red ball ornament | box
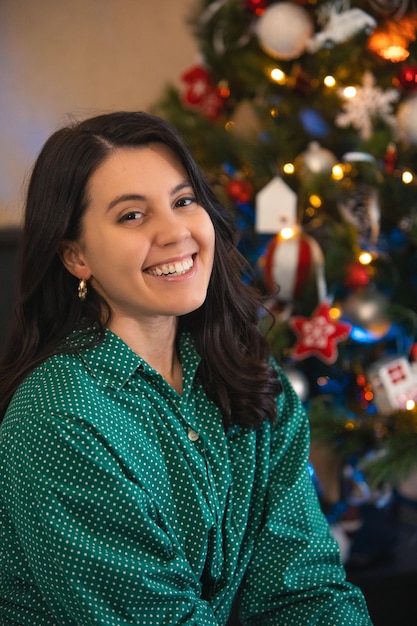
[344,262,370,290]
[226,178,253,204]
[398,65,417,92]
[244,0,268,15]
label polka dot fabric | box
[0,330,372,625]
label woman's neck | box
[107,315,183,394]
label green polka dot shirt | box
[0,330,372,625]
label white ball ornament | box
[397,95,417,145]
[295,142,338,180]
[342,288,391,338]
[263,231,327,303]
[255,2,314,60]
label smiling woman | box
[60,144,215,363]
[0,111,373,625]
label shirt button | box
[188,428,199,442]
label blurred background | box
[2,1,417,624]
[0,0,197,226]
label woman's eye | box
[119,211,143,223]
[175,196,196,208]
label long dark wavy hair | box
[0,111,281,428]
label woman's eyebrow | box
[106,182,193,212]
[106,194,145,212]
[169,181,194,196]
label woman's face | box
[63,143,215,327]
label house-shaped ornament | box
[255,176,297,234]
[367,356,417,413]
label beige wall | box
[0,0,198,226]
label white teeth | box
[148,257,193,276]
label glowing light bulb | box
[309,194,322,208]
[283,162,295,174]
[332,164,344,180]
[324,75,336,87]
[329,306,341,320]
[343,86,357,98]
[359,252,373,265]
[402,170,414,184]
[270,68,286,83]
[280,227,296,240]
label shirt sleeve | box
[238,370,373,626]
[3,410,220,626]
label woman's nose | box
[152,210,191,247]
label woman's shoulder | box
[3,330,144,432]
[5,350,91,419]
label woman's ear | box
[60,241,91,280]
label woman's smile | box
[145,254,195,277]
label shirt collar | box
[71,327,201,393]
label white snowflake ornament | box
[336,71,400,140]
[306,0,376,53]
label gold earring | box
[78,279,87,301]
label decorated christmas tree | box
[153,0,417,556]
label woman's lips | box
[146,255,194,276]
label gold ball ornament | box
[255,2,314,60]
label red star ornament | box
[290,302,352,364]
